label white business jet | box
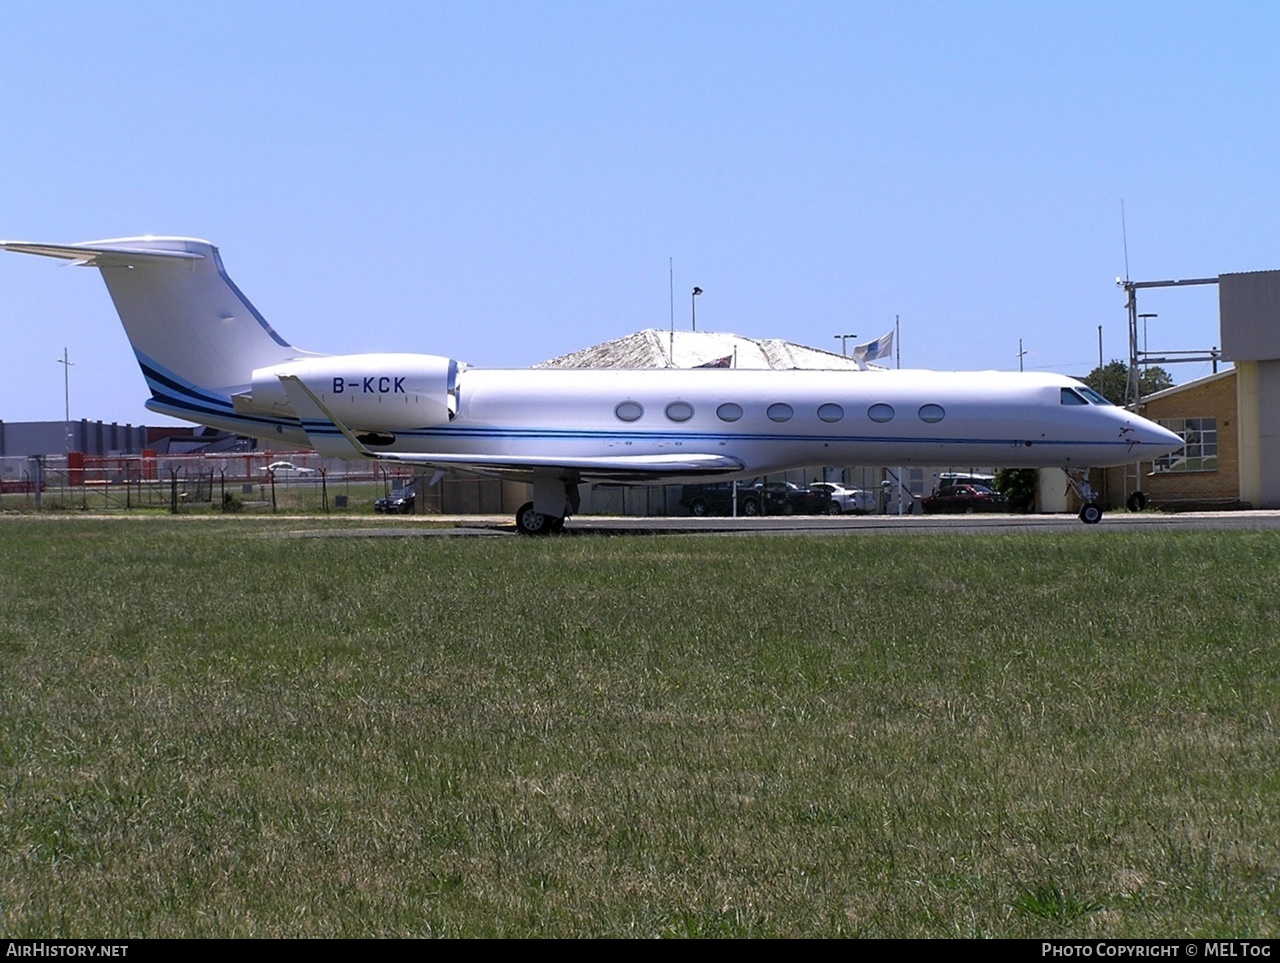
[1,237,1183,532]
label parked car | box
[374,484,416,514]
[751,481,834,515]
[807,482,875,515]
[679,482,762,517]
[921,483,1008,514]
[262,460,315,475]
[681,480,839,516]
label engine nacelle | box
[246,353,459,430]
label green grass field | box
[1,517,1277,937]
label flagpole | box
[668,258,674,367]
[895,315,900,368]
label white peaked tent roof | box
[535,329,887,370]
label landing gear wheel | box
[515,501,557,536]
[1079,502,1104,525]
[1126,490,1148,513]
[549,516,566,533]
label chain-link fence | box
[0,452,415,514]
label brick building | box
[1096,370,1243,512]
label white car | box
[808,482,875,514]
[262,461,316,475]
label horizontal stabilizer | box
[0,240,204,265]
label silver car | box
[808,482,875,515]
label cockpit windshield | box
[1076,385,1112,405]
[1061,386,1113,406]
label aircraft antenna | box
[1119,199,1138,407]
[1121,199,1130,283]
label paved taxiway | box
[300,510,1280,538]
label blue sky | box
[2,1,1275,425]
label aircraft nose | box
[1130,418,1183,454]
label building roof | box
[535,328,884,371]
[1137,367,1235,405]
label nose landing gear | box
[1066,469,1104,525]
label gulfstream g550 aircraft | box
[1,236,1182,532]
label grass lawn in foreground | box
[1,518,1277,936]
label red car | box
[921,483,1008,514]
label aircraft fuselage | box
[154,357,1177,483]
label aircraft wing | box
[363,450,744,482]
[277,375,743,481]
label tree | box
[994,468,1037,513]
[1082,360,1174,405]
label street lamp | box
[1138,312,1157,398]
[691,287,702,332]
[1139,313,1157,355]
[57,348,73,453]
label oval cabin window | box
[767,403,794,423]
[817,403,844,423]
[868,403,895,423]
[615,401,644,422]
[918,404,945,423]
[716,403,743,422]
[665,401,694,422]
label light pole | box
[834,333,858,356]
[57,348,73,453]
[691,287,703,331]
[1139,313,1157,355]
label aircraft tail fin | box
[0,237,317,419]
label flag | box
[851,330,893,370]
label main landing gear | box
[515,474,581,536]
[515,502,566,536]
[1066,469,1104,525]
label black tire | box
[1079,502,1104,525]
[741,498,760,517]
[516,501,556,536]
[827,501,842,515]
[690,499,709,517]
[1126,490,1148,513]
